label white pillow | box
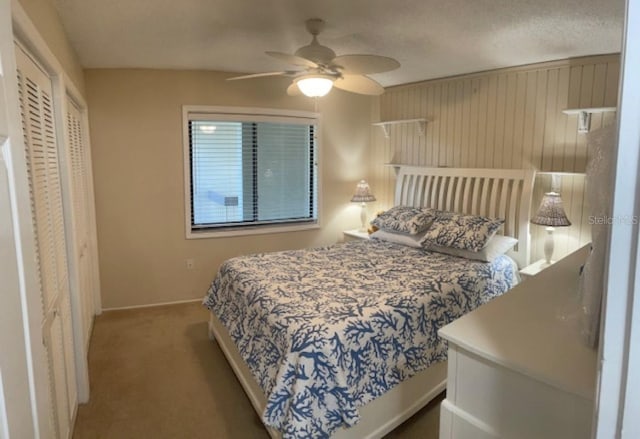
[426,235,518,262]
[370,229,425,248]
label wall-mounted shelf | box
[536,171,586,176]
[562,107,616,133]
[372,118,427,138]
[383,163,404,176]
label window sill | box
[186,222,320,239]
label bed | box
[204,166,535,438]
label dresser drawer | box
[442,345,592,439]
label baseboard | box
[102,298,202,311]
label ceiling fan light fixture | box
[230,19,400,97]
[296,75,334,97]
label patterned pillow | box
[420,211,505,252]
[370,206,437,235]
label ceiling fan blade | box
[266,51,318,68]
[333,75,385,96]
[332,55,400,75]
[286,82,302,96]
[227,71,290,81]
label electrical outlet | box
[186,258,195,270]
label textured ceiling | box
[52,0,624,87]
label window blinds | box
[188,117,317,230]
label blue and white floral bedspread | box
[203,240,518,438]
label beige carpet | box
[73,301,443,438]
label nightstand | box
[519,259,554,280]
[343,229,370,241]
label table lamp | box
[351,180,376,232]
[531,192,571,265]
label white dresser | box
[439,246,596,439]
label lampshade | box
[296,75,334,97]
[531,192,571,227]
[351,180,376,203]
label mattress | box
[203,239,518,437]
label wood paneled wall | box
[369,54,619,262]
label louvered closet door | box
[66,99,94,348]
[15,43,77,439]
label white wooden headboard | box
[394,166,535,268]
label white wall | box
[369,54,620,262]
[85,69,374,309]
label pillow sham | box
[426,235,518,262]
[370,206,437,235]
[370,229,426,248]
[420,211,504,252]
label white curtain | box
[580,124,616,348]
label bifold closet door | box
[15,43,77,439]
[66,99,95,348]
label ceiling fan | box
[227,18,400,97]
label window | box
[183,106,319,238]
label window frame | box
[182,105,321,239]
